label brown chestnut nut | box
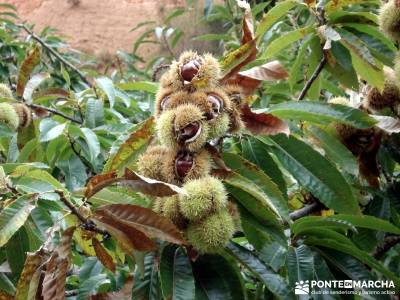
[176,121,201,144]
[180,60,201,82]
[205,94,222,120]
[175,151,194,179]
[160,95,171,111]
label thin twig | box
[67,134,94,173]
[29,103,83,124]
[373,235,400,259]
[19,23,96,94]
[55,190,108,236]
[297,55,327,101]
[289,202,322,221]
[162,34,176,59]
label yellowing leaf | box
[16,46,41,97]
[92,238,116,273]
[42,227,76,300]
[104,117,155,173]
[94,204,186,246]
[0,194,36,247]
[85,169,186,199]
[15,250,45,300]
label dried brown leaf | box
[94,218,156,252]
[226,74,261,96]
[85,169,186,199]
[15,250,45,300]
[227,61,288,95]
[95,204,186,245]
[16,46,41,97]
[239,61,289,81]
[31,106,50,118]
[85,172,118,199]
[42,226,76,300]
[121,169,187,197]
[92,238,116,273]
[241,104,290,136]
[237,0,254,44]
[32,88,70,100]
[372,115,400,134]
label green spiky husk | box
[0,166,10,193]
[379,0,400,43]
[0,103,19,130]
[156,105,209,152]
[207,113,230,140]
[12,103,32,129]
[179,176,227,221]
[395,52,400,88]
[0,84,13,99]
[137,145,169,181]
[186,210,235,254]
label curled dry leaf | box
[85,172,118,199]
[16,46,41,97]
[237,0,254,44]
[121,169,187,197]
[94,204,186,246]
[241,104,290,136]
[32,87,70,100]
[31,105,50,118]
[92,237,116,273]
[220,3,257,82]
[94,218,156,252]
[15,250,46,300]
[85,169,186,199]
[372,115,400,134]
[238,61,289,81]
[229,61,289,95]
[42,226,76,300]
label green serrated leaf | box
[0,194,36,247]
[264,135,361,215]
[267,101,377,129]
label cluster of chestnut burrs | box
[136,51,243,253]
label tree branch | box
[55,190,108,236]
[289,202,323,221]
[297,55,327,101]
[19,23,96,93]
[162,34,176,59]
[29,103,83,124]
[373,235,400,259]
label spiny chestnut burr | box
[180,59,201,82]
[175,151,194,179]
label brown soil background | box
[4,0,220,57]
